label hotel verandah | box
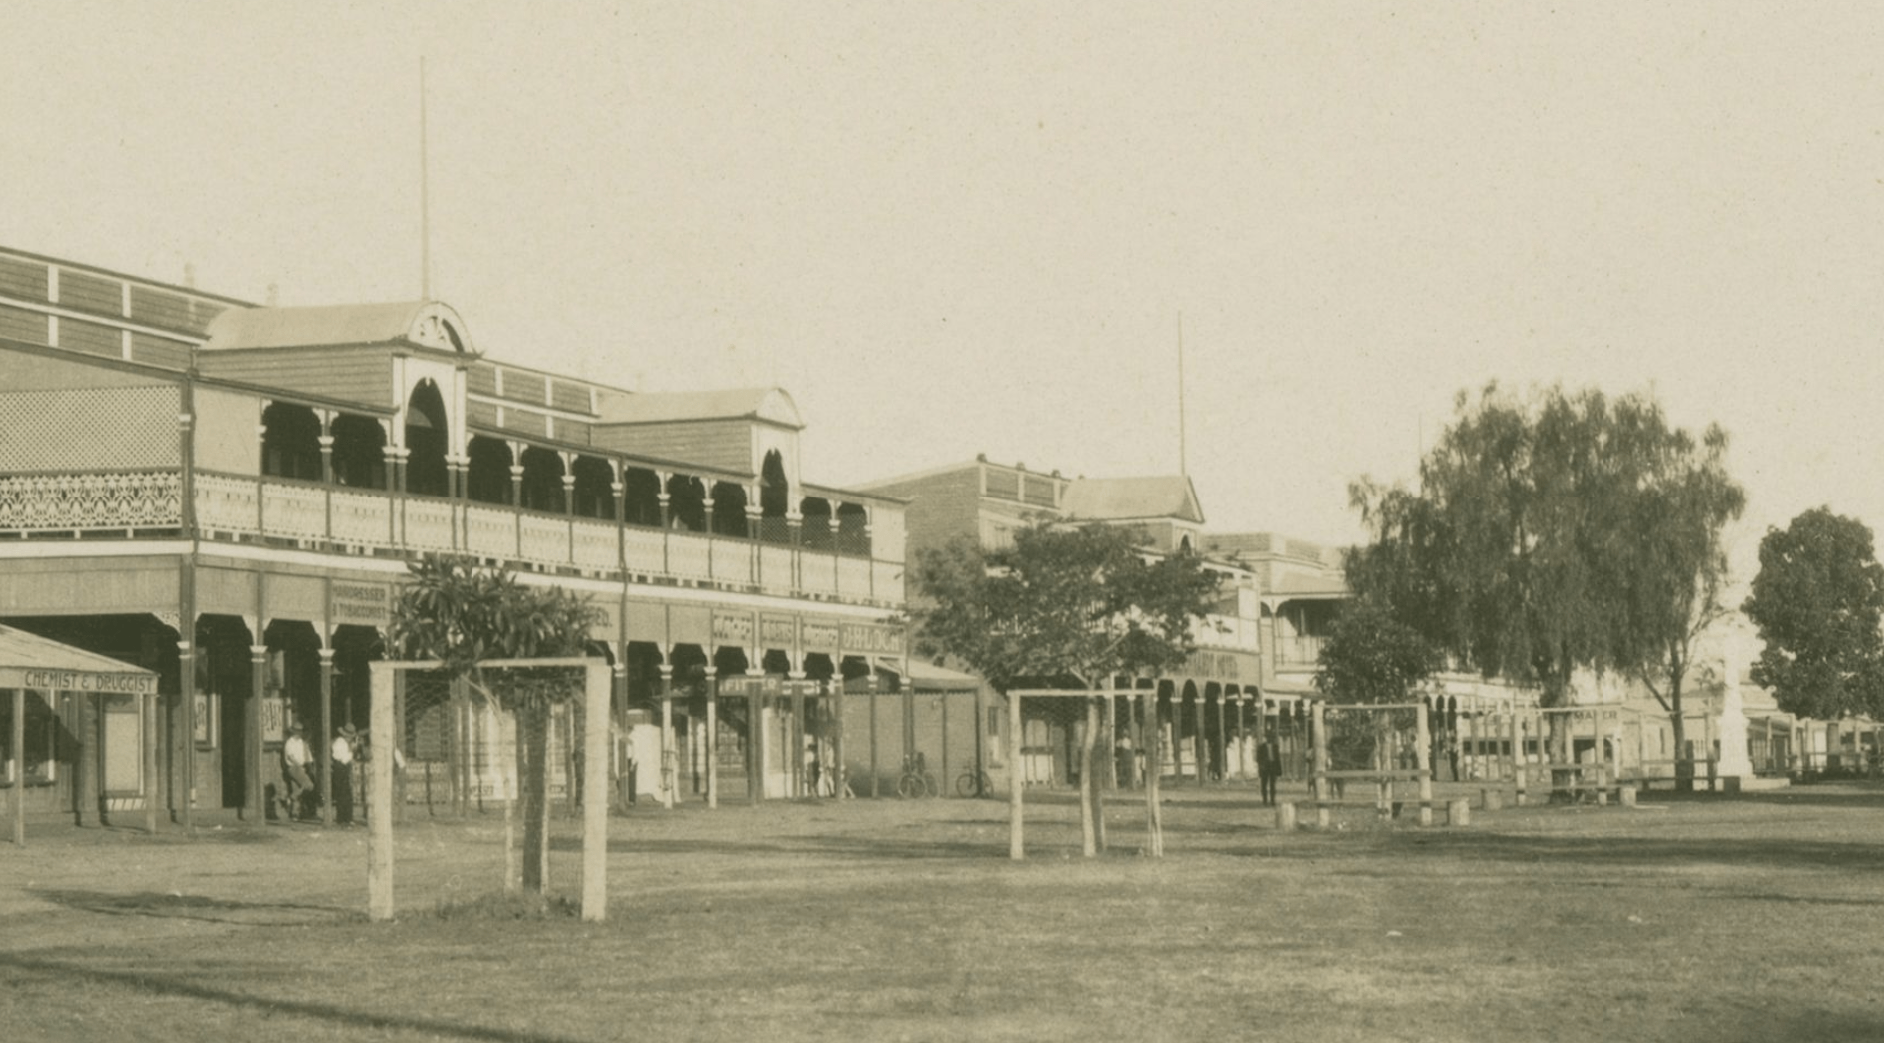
[0,245,913,828]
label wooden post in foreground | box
[1078,697,1096,857]
[1512,709,1527,806]
[1144,689,1163,857]
[1008,688,1024,860]
[1415,700,1434,826]
[368,661,395,923]
[1311,701,1329,828]
[581,661,609,922]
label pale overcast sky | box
[4,3,1881,586]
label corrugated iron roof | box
[595,387,804,429]
[203,301,473,354]
[1061,475,1204,523]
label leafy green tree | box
[1349,383,1743,788]
[1314,599,1440,779]
[1742,507,1884,721]
[1314,599,1439,706]
[387,555,605,893]
[913,521,1219,857]
[1618,418,1744,778]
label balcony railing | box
[0,471,182,532]
[0,469,904,606]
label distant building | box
[859,458,1276,788]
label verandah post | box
[12,687,24,846]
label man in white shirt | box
[280,723,314,821]
[332,724,357,824]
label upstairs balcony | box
[0,467,905,607]
[1273,634,1327,668]
[1195,612,1261,655]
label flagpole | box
[420,55,431,300]
[1177,311,1187,478]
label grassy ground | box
[4,780,1882,1043]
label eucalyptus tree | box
[1348,383,1742,789]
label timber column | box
[658,660,675,809]
[704,665,719,809]
[247,643,267,822]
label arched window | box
[665,474,706,532]
[622,467,662,527]
[330,415,387,490]
[571,456,615,519]
[518,447,565,513]
[759,450,790,544]
[260,402,322,481]
[799,497,832,550]
[710,482,748,538]
[835,502,869,556]
[405,381,450,498]
[466,436,513,505]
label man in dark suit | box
[1257,736,1282,806]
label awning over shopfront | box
[4,624,159,846]
[903,659,982,693]
[0,624,157,693]
[872,657,983,692]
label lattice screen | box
[0,386,180,471]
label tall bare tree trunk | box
[521,703,550,893]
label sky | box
[4,2,1881,590]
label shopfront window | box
[0,690,59,786]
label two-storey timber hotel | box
[0,245,919,825]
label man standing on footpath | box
[331,724,357,825]
[1257,735,1282,806]
[280,722,315,821]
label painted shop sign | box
[12,669,157,695]
[760,615,797,649]
[839,622,904,656]
[801,622,841,653]
[330,581,391,626]
[1183,649,1260,682]
[711,612,754,647]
